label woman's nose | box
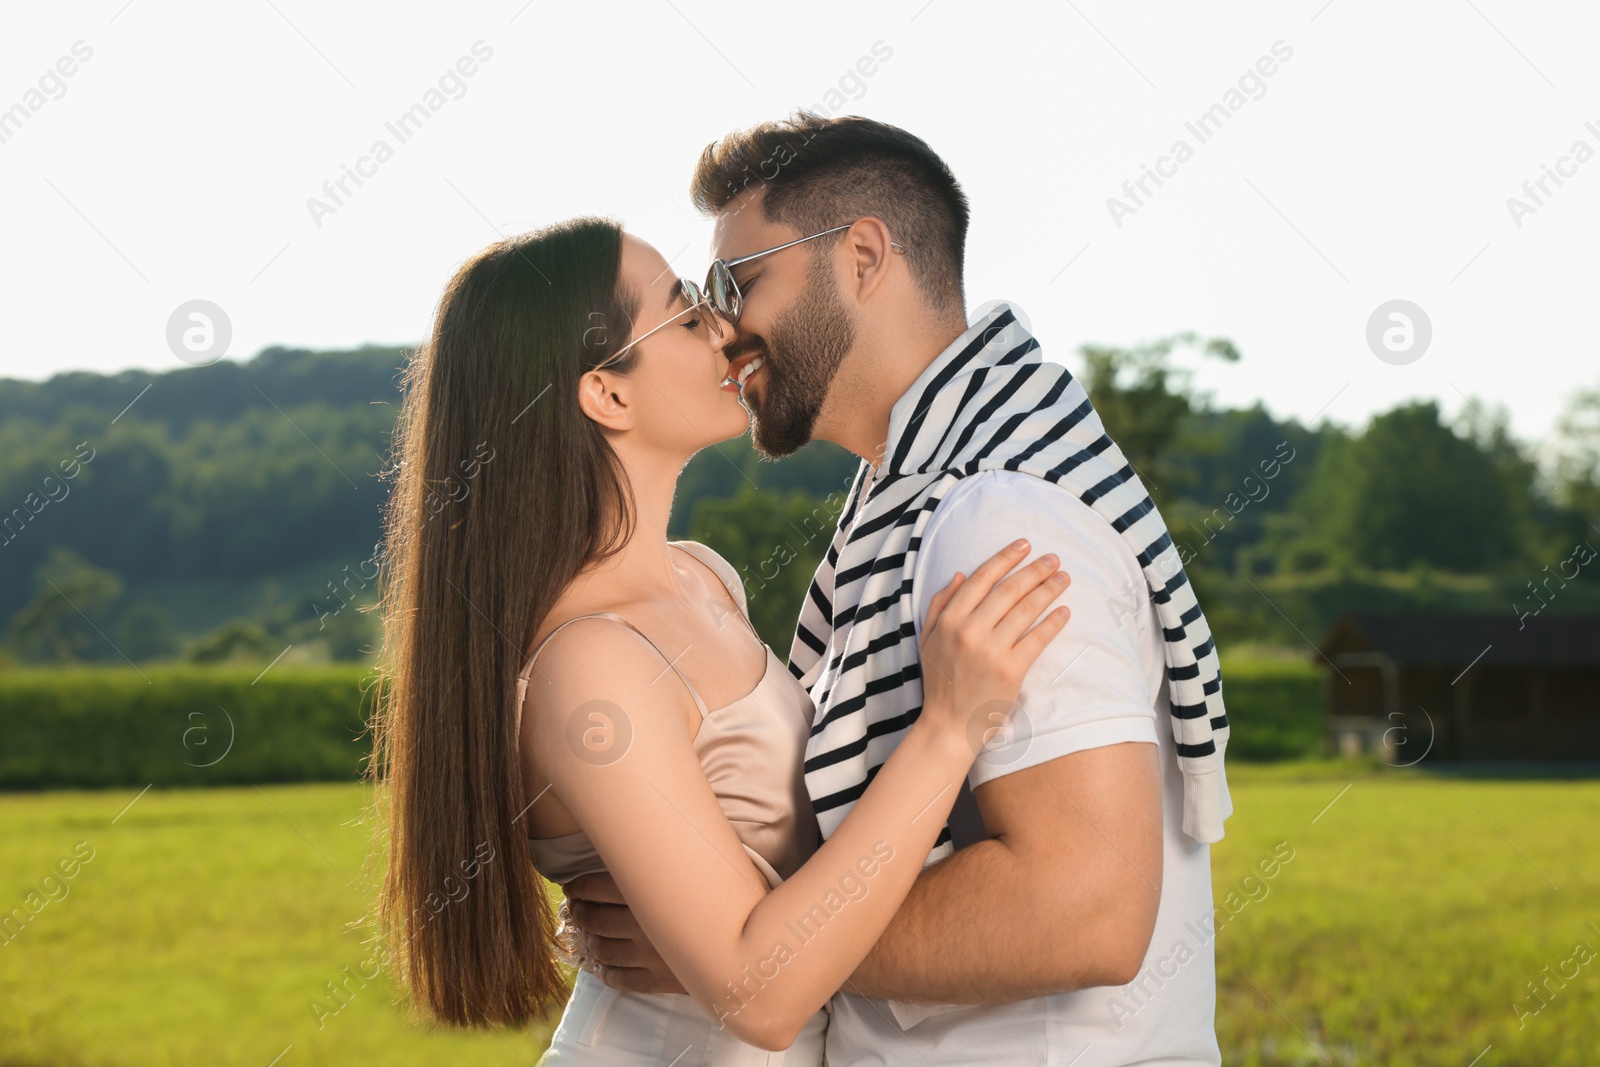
[708,310,734,354]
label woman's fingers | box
[939,539,1033,623]
[924,571,965,634]
[992,566,1071,647]
[964,552,1064,633]
[1017,604,1072,659]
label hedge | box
[1215,658,1324,761]
[0,657,1326,790]
[0,664,376,790]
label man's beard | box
[742,262,855,459]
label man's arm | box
[839,739,1162,1003]
[841,470,1166,1003]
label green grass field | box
[1,763,1594,1066]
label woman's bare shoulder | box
[528,613,659,701]
[521,613,699,764]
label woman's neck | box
[572,444,692,606]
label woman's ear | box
[575,370,633,432]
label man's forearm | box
[840,836,1116,1004]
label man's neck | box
[826,314,969,471]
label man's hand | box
[562,872,688,994]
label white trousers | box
[538,966,829,1066]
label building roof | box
[1319,613,1600,668]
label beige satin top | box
[514,540,822,891]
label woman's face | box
[593,233,747,455]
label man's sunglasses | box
[704,222,905,324]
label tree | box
[689,487,851,655]
[115,601,181,662]
[320,604,380,661]
[186,618,279,664]
[2,548,124,663]
[1551,382,1600,533]
[1165,403,1324,576]
[672,435,857,537]
[1077,331,1240,502]
[1275,401,1534,572]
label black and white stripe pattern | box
[791,302,1233,864]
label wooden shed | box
[1318,613,1600,762]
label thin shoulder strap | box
[515,612,712,739]
[671,541,760,642]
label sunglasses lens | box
[683,279,725,338]
[708,263,739,322]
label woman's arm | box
[525,541,1067,1050]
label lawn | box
[0,782,556,1067]
[1212,761,1598,1065]
[0,763,1594,1065]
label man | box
[564,112,1232,1065]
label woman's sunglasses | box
[594,277,728,370]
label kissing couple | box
[370,112,1233,1066]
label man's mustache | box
[723,336,769,363]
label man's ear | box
[842,216,897,305]
[575,370,634,432]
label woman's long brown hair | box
[364,216,642,1027]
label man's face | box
[710,195,855,459]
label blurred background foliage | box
[2,339,1597,674]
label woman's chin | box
[714,399,754,443]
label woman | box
[366,217,1071,1062]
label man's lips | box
[723,351,767,389]
[725,350,763,379]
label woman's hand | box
[917,538,1070,745]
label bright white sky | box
[3,0,1598,446]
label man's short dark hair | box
[690,112,970,316]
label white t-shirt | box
[824,469,1222,1067]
